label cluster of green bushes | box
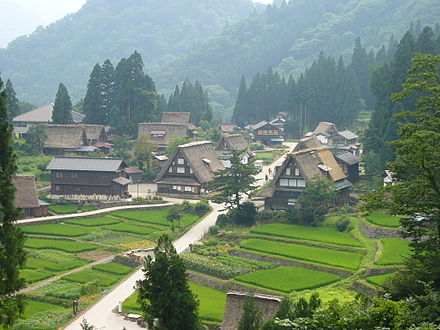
[14,310,71,330]
[113,255,141,268]
[216,202,257,227]
[132,196,163,202]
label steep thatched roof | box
[313,121,338,136]
[220,123,237,132]
[79,124,107,142]
[162,112,191,125]
[260,146,347,198]
[155,141,224,184]
[216,134,249,151]
[293,135,322,152]
[138,123,188,147]
[44,125,88,149]
[12,175,40,208]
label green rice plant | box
[21,299,67,320]
[62,269,120,287]
[92,262,133,275]
[366,272,396,287]
[25,256,88,272]
[189,282,226,323]
[250,223,362,247]
[241,239,362,270]
[82,229,124,242]
[38,280,83,299]
[106,223,157,235]
[48,204,97,214]
[65,217,120,227]
[365,213,402,228]
[111,209,200,228]
[25,238,97,253]
[21,224,94,237]
[375,238,411,266]
[123,292,142,314]
[235,266,341,293]
[215,254,274,271]
[27,249,84,263]
[14,310,71,330]
[21,269,52,284]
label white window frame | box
[177,158,185,165]
[297,179,306,187]
[295,168,300,176]
[189,167,193,174]
[184,186,192,192]
[288,179,297,187]
[288,198,296,206]
[168,167,173,172]
[280,178,289,187]
[285,168,291,176]
[172,185,178,190]
[176,167,185,174]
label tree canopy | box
[52,83,73,124]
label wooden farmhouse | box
[247,120,284,146]
[219,123,238,133]
[43,125,89,155]
[138,123,189,149]
[261,146,352,210]
[47,157,131,197]
[312,121,359,151]
[155,141,224,195]
[215,134,254,168]
[80,124,108,145]
[12,175,49,217]
[162,111,197,137]
[12,103,85,136]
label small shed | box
[12,175,49,217]
[124,167,144,183]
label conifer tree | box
[351,37,374,109]
[101,59,115,125]
[415,26,438,55]
[0,76,26,326]
[84,63,104,124]
[52,83,73,124]
[4,80,19,120]
[232,75,249,127]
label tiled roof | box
[47,157,124,172]
[338,130,358,140]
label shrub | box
[180,200,193,212]
[209,225,220,235]
[80,280,101,296]
[193,200,210,215]
[335,217,352,232]
[256,210,287,223]
[216,214,231,227]
[231,202,257,226]
[113,255,141,268]
[14,310,71,330]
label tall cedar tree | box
[363,54,440,298]
[52,83,73,124]
[351,37,374,109]
[211,150,258,210]
[137,234,200,329]
[101,59,115,125]
[83,63,104,124]
[0,76,26,326]
[5,80,19,120]
[111,52,159,135]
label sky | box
[1,0,273,47]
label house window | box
[184,186,192,192]
[288,198,296,206]
[177,185,182,191]
[176,167,185,174]
[168,167,173,172]
[200,188,205,194]
[172,185,178,190]
[56,172,63,179]
[280,179,289,187]
[177,158,185,165]
[295,168,300,176]
[55,185,61,192]
[288,179,297,187]
[297,179,306,187]
[285,168,291,176]
[189,167,193,174]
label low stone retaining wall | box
[351,281,380,296]
[360,221,403,239]
[362,267,402,278]
[229,250,353,278]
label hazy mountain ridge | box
[0,0,255,104]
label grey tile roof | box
[338,130,358,140]
[335,152,361,165]
[47,157,124,172]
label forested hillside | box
[0,0,254,104]
[159,0,440,94]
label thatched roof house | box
[292,135,322,152]
[79,124,108,144]
[312,121,358,148]
[12,175,49,217]
[43,125,89,155]
[261,146,352,210]
[138,123,188,148]
[162,112,192,125]
[215,134,254,167]
[155,141,224,195]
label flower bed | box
[241,239,362,270]
[235,266,341,293]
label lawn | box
[375,238,411,266]
[250,223,362,247]
[122,282,226,324]
[241,239,362,270]
[25,256,88,272]
[21,299,67,319]
[21,269,53,283]
[63,269,120,287]
[366,212,402,228]
[235,266,341,293]
[111,209,200,228]
[49,204,97,214]
[92,262,133,275]
[65,217,121,227]
[106,223,157,235]
[25,237,98,253]
[22,223,95,237]
[255,151,285,165]
[366,272,396,287]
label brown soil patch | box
[78,250,114,261]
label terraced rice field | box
[250,223,362,247]
[25,238,98,253]
[189,282,226,324]
[22,224,95,237]
[375,238,411,265]
[366,212,402,228]
[366,272,396,287]
[92,262,133,275]
[65,217,121,226]
[62,269,120,287]
[235,266,341,293]
[25,256,88,272]
[21,269,53,283]
[241,239,362,270]
[106,223,157,235]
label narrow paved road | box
[64,202,223,330]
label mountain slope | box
[157,0,440,91]
[0,0,254,104]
